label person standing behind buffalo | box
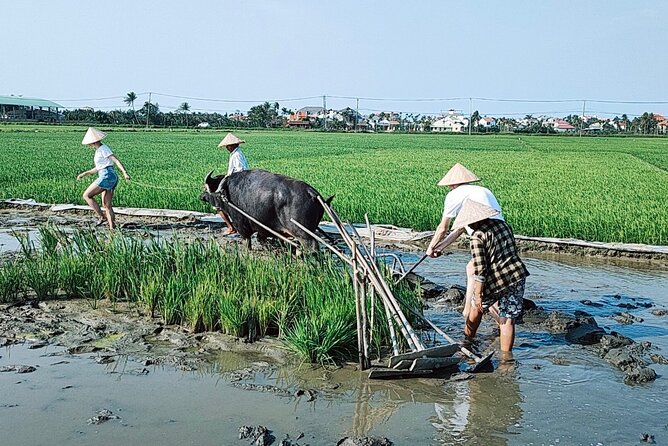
[76,127,130,229]
[451,199,529,352]
[426,163,504,319]
[217,132,249,235]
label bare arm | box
[76,167,98,180]
[426,216,451,257]
[427,216,466,257]
[109,155,130,180]
[472,280,485,312]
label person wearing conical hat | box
[426,163,504,318]
[217,133,250,235]
[76,127,130,229]
[452,199,529,352]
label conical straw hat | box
[437,163,480,186]
[451,199,499,231]
[217,133,245,147]
[81,127,107,145]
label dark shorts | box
[96,167,118,191]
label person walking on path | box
[425,163,504,319]
[218,132,249,235]
[452,199,529,352]
[76,127,130,230]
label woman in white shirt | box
[76,127,130,229]
[426,163,504,320]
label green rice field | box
[1,125,668,244]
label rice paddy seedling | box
[57,253,92,299]
[217,284,249,338]
[3,226,424,363]
[137,266,164,318]
[0,260,25,302]
[22,255,60,300]
[184,271,220,332]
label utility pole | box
[580,100,586,137]
[145,92,152,130]
[355,98,359,133]
[322,95,327,131]
[468,97,473,136]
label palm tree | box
[124,92,138,125]
[178,102,191,127]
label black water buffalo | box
[200,169,333,251]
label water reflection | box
[431,354,522,445]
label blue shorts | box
[96,167,118,191]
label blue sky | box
[3,1,667,118]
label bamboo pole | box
[316,197,423,351]
[385,298,400,356]
[314,200,416,351]
[352,244,365,369]
[360,275,371,369]
[365,214,376,344]
[344,220,424,350]
[289,219,353,267]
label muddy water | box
[393,249,668,445]
[2,213,668,444]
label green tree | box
[124,91,138,125]
[470,110,481,132]
[178,102,191,127]
[247,102,280,128]
[139,101,161,126]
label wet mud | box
[2,205,668,445]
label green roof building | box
[0,95,64,122]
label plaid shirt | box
[470,219,529,300]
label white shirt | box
[443,184,504,234]
[94,144,114,170]
[227,147,249,175]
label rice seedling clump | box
[0,227,421,364]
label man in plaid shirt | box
[452,199,529,352]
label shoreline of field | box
[3,199,668,265]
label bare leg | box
[464,301,483,340]
[218,211,237,235]
[101,189,115,229]
[462,259,474,319]
[498,317,515,352]
[83,183,105,220]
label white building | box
[431,110,469,133]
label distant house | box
[288,106,325,128]
[583,122,604,133]
[0,95,64,122]
[431,110,469,133]
[196,122,210,128]
[375,118,391,132]
[552,119,576,133]
[478,117,496,128]
[657,119,668,134]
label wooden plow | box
[293,198,462,379]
